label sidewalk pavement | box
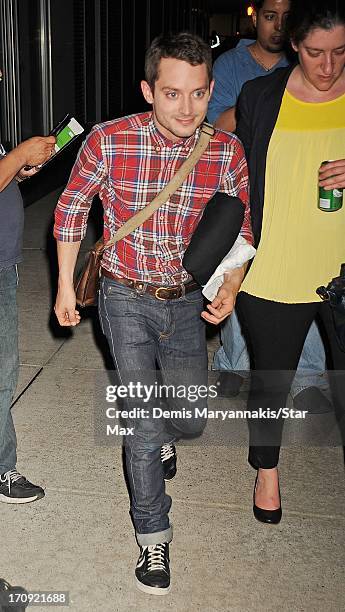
[1,189,344,612]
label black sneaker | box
[0,470,45,504]
[135,542,171,595]
[160,443,176,481]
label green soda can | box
[319,161,343,211]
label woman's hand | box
[319,159,345,190]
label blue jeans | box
[0,265,18,473]
[213,308,328,398]
[98,277,208,545]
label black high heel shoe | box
[253,475,282,524]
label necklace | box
[250,46,277,72]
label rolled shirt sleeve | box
[53,127,107,242]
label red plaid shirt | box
[54,112,252,285]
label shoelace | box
[145,544,167,572]
[0,469,22,494]
[160,443,175,462]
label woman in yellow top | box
[235,0,345,524]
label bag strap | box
[97,122,215,252]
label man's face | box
[141,58,213,142]
[292,25,345,92]
[253,0,291,54]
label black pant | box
[236,292,345,469]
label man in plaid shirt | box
[54,32,252,595]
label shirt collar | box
[237,39,289,69]
[148,114,201,150]
[236,38,255,49]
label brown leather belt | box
[101,268,200,300]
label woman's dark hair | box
[288,0,345,45]
[252,1,265,10]
[145,32,212,89]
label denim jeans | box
[98,277,208,545]
[0,265,18,473]
[213,308,328,398]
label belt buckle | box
[155,286,168,300]
[154,285,184,300]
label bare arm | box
[0,136,56,192]
[201,263,247,325]
[54,241,82,327]
[214,107,237,133]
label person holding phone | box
[0,134,55,503]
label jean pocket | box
[183,289,204,304]
[103,279,137,300]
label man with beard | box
[208,0,291,132]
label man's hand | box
[54,282,81,327]
[319,159,345,190]
[54,241,82,326]
[0,135,56,192]
[16,166,40,181]
[16,135,56,167]
[201,264,246,325]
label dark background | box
[0,0,255,203]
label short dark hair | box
[252,1,265,10]
[145,32,212,89]
[288,0,345,45]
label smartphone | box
[24,114,84,170]
[50,115,84,157]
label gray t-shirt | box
[0,148,24,268]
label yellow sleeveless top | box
[241,89,345,303]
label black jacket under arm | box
[236,64,296,247]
